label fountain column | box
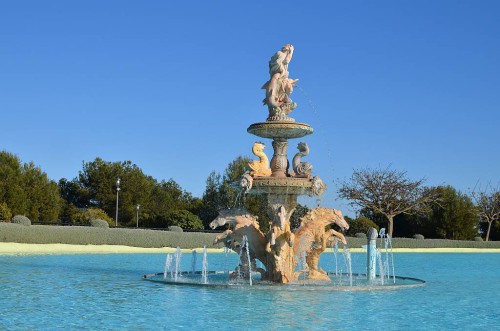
[270,139,289,177]
[244,44,327,284]
[367,227,378,281]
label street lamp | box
[136,204,140,228]
[115,177,120,227]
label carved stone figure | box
[311,176,327,196]
[238,172,254,194]
[266,205,294,256]
[248,142,272,177]
[209,208,267,278]
[292,142,313,178]
[265,205,295,283]
[262,44,299,122]
[293,207,349,281]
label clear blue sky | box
[1,1,499,215]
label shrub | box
[73,208,114,226]
[12,215,31,226]
[167,226,183,232]
[89,219,109,228]
[473,237,484,242]
[0,202,12,221]
[413,234,425,240]
[346,217,379,236]
[164,210,203,230]
[355,232,367,239]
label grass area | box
[1,223,499,249]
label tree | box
[199,171,224,228]
[471,185,500,241]
[164,210,204,230]
[77,158,155,224]
[0,202,12,221]
[0,151,61,221]
[0,151,27,215]
[338,167,438,238]
[22,162,62,222]
[62,157,197,227]
[201,156,271,231]
[428,186,478,240]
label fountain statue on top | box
[262,44,299,122]
[209,44,349,284]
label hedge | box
[0,223,222,249]
[342,236,500,249]
[0,223,499,249]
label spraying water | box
[233,190,243,208]
[240,235,252,286]
[296,250,309,283]
[376,248,385,285]
[385,234,396,284]
[202,246,208,284]
[191,250,197,274]
[332,240,339,276]
[342,246,353,286]
[164,254,173,279]
[378,228,396,284]
[174,247,182,282]
[223,246,230,274]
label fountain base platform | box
[142,271,425,291]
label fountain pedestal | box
[247,121,323,283]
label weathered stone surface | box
[262,44,299,122]
[247,122,313,139]
[248,142,272,177]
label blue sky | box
[1,1,499,215]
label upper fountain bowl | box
[247,122,313,140]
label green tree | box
[199,171,221,227]
[22,162,62,222]
[0,202,12,221]
[428,186,478,240]
[0,151,61,221]
[77,158,156,225]
[164,210,204,230]
[201,156,271,231]
[0,151,27,215]
[64,157,197,227]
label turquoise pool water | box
[1,252,499,330]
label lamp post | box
[115,177,120,227]
[136,204,140,228]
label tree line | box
[1,150,499,240]
[338,167,500,241]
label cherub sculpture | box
[262,44,299,122]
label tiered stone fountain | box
[211,44,348,284]
[143,45,426,290]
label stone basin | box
[248,176,316,196]
[247,122,313,139]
